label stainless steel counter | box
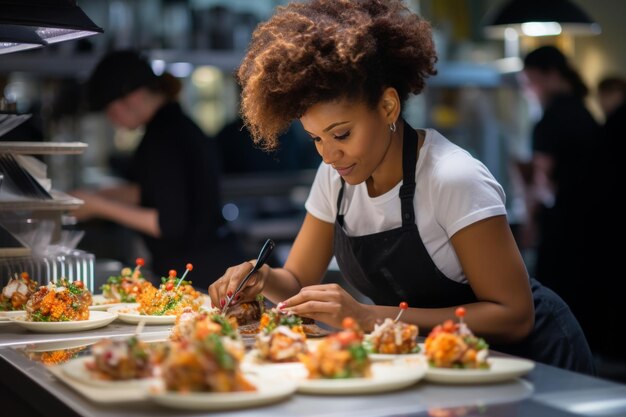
[0,321,172,347]
[1,322,626,417]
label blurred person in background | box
[597,76,626,120]
[523,46,600,351]
[71,50,241,287]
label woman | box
[73,50,240,286]
[523,46,600,351]
[210,0,593,373]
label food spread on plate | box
[300,317,371,379]
[254,308,308,363]
[25,279,92,322]
[100,258,154,303]
[136,264,202,316]
[0,272,38,311]
[161,308,254,392]
[225,295,265,328]
[424,307,490,369]
[25,346,89,366]
[86,337,155,380]
[365,302,420,354]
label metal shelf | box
[0,141,87,155]
[0,190,83,211]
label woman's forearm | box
[94,198,161,237]
[96,184,140,205]
[361,300,534,344]
[260,265,306,304]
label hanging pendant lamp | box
[0,0,103,55]
[483,0,601,38]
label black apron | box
[333,121,595,374]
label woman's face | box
[523,68,561,105]
[300,98,392,185]
[105,91,145,130]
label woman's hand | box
[280,283,373,330]
[208,261,269,310]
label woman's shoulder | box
[422,130,501,191]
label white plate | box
[424,357,535,384]
[369,352,423,362]
[149,375,297,411]
[48,365,149,403]
[8,311,118,333]
[23,339,97,352]
[89,295,125,311]
[297,361,426,395]
[0,310,25,320]
[62,356,156,389]
[107,304,176,325]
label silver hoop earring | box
[389,122,397,133]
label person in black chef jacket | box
[209,0,594,374]
[522,46,601,352]
[72,50,241,287]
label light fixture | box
[0,0,103,53]
[0,24,46,55]
[483,0,601,39]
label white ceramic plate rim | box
[62,356,156,389]
[149,375,297,410]
[297,362,426,394]
[424,357,535,384]
[107,304,176,325]
[8,311,117,332]
[0,310,24,320]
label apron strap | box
[399,120,418,227]
[335,120,419,227]
[337,177,346,227]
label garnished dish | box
[85,337,155,381]
[365,302,420,357]
[169,307,241,345]
[26,279,92,322]
[301,317,370,379]
[424,307,489,369]
[148,308,298,411]
[161,311,252,393]
[99,258,154,303]
[136,265,202,316]
[225,295,265,329]
[422,307,536,384]
[296,317,426,395]
[0,272,38,313]
[254,308,308,363]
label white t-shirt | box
[305,129,507,284]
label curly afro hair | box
[237,0,438,149]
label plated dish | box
[99,258,153,304]
[297,361,426,394]
[25,279,92,322]
[424,307,490,369]
[9,310,117,333]
[62,356,156,389]
[365,302,420,356]
[0,272,38,312]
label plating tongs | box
[222,238,275,315]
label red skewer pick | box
[176,263,193,289]
[394,301,409,322]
